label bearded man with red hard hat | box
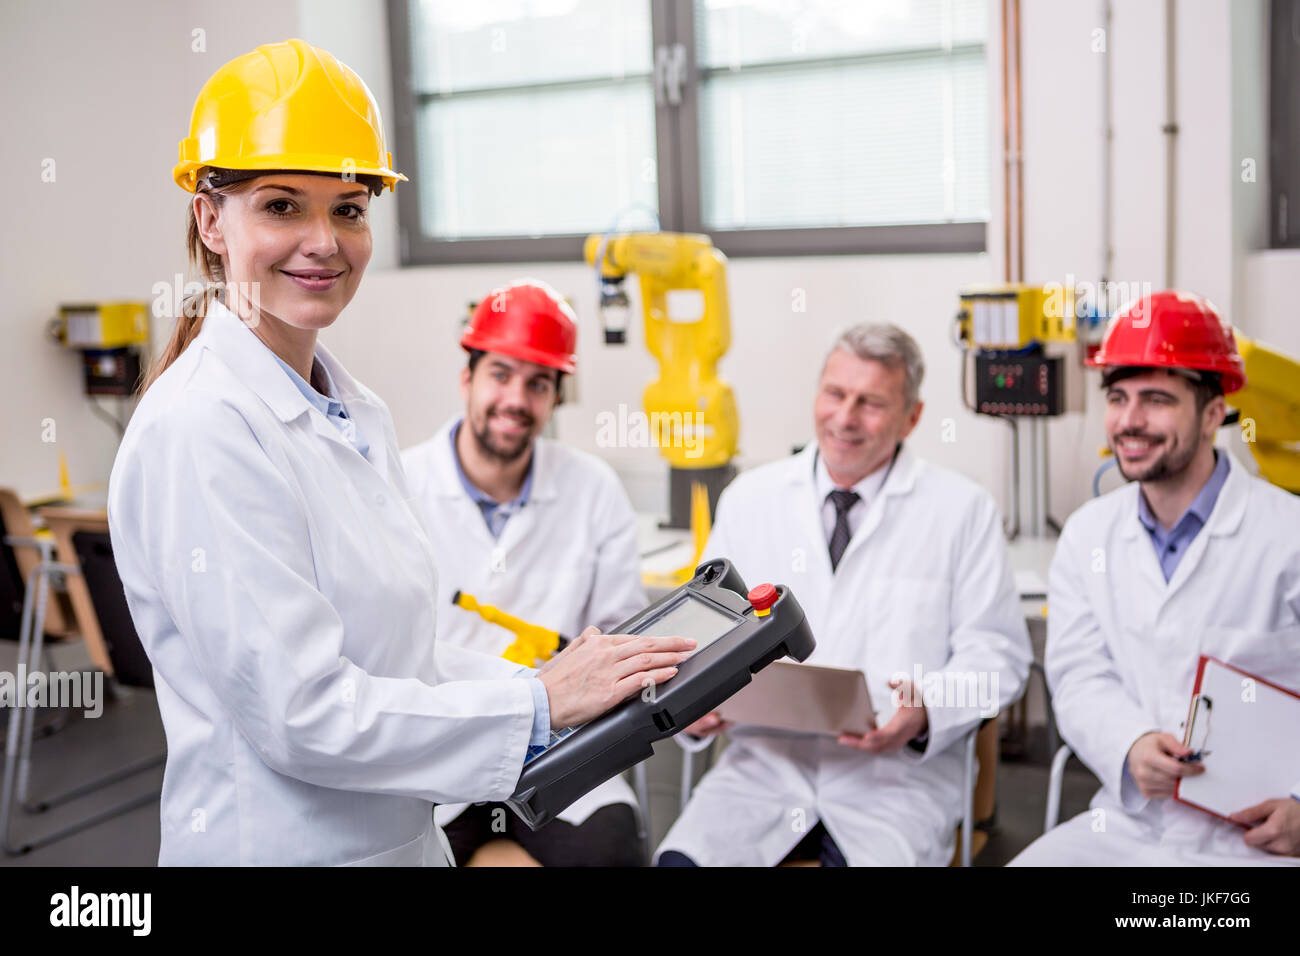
[401,279,647,866]
[1011,291,1300,865]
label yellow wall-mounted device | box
[957,284,1077,349]
[54,302,150,350]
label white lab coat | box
[1012,449,1300,865]
[107,299,538,866]
[656,442,1031,866]
[402,420,645,826]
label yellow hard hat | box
[174,38,407,194]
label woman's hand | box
[538,625,696,728]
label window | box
[388,0,988,262]
[1270,0,1300,248]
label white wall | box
[4,0,1294,527]
[0,0,296,496]
[1243,250,1300,355]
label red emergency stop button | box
[748,583,778,617]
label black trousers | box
[657,821,848,867]
[442,802,645,867]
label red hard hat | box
[461,280,578,374]
[1088,290,1246,394]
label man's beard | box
[1113,429,1199,483]
[471,411,533,464]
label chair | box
[0,514,83,852]
[675,715,1001,867]
[0,526,165,854]
[630,762,652,855]
[0,490,78,643]
[1044,743,1074,831]
[0,492,79,745]
[0,496,31,641]
[953,716,1001,866]
[71,532,154,685]
[1026,660,1059,759]
[0,493,83,766]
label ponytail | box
[141,176,244,393]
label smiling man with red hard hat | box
[401,279,648,866]
[1012,290,1300,865]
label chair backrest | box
[71,530,154,688]
[0,503,27,641]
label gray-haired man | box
[656,324,1030,866]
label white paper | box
[1177,658,1300,818]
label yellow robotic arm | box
[1231,335,1300,493]
[451,591,566,667]
[583,232,739,470]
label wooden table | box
[34,506,114,675]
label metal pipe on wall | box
[1001,0,1013,283]
[1000,0,1024,285]
[1101,0,1113,288]
[1037,418,1050,535]
[997,0,1032,537]
[1013,0,1025,283]
[1026,415,1038,536]
[1164,0,1178,288]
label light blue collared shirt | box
[449,419,534,538]
[1136,450,1229,582]
[447,420,549,744]
[523,673,552,748]
[272,354,370,459]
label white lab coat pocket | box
[340,826,435,867]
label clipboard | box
[1174,655,1300,826]
[716,660,876,736]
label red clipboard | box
[1173,654,1300,826]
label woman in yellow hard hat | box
[107,38,692,866]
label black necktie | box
[827,489,860,571]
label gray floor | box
[1,639,164,866]
[1,636,1100,866]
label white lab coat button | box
[375,493,386,506]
